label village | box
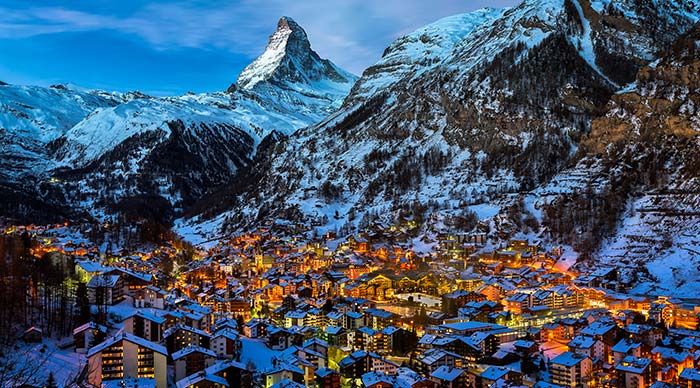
[3,220,700,388]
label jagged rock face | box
[535,22,700,297]
[0,17,356,222]
[585,23,700,154]
[212,0,700,233]
[237,16,356,100]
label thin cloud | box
[0,0,521,75]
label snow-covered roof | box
[172,345,217,360]
[568,335,596,349]
[269,379,306,388]
[616,356,652,374]
[88,331,167,357]
[680,368,700,381]
[176,372,228,388]
[430,365,464,381]
[87,274,120,288]
[480,366,511,381]
[551,351,588,367]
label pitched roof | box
[616,356,652,374]
[430,365,464,381]
[551,352,588,367]
[480,366,511,381]
[87,274,120,288]
[88,331,167,357]
[172,345,217,360]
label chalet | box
[567,335,604,360]
[243,319,268,338]
[315,368,340,388]
[415,348,464,376]
[181,359,253,388]
[430,366,466,388]
[580,320,621,360]
[395,366,435,388]
[679,368,700,388]
[284,310,309,328]
[364,308,399,330]
[549,352,592,388]
[303,338,329,359]
[211,328,242,360]
[321,326,346,347]
[611,339,644,365]
[442,290,486,315]
[263,363,305,387]
[625,324,663,347]
[361,371,393,388]
[164,324,212,354]
[338,351,397,379]
[478,366,521,388]
[651,346,695,379]
[342,311,365,330]
[103,267,154,297]
[616,356,653,388]
[176,373,229,388]
[267,327,303,350]
[513,340,537,357]
[134,286,166,309]
[75,260,109,283]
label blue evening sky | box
[0,0,519,96]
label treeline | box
[0,234,87,343]
[541,137,691,261]
[363,146,452,201]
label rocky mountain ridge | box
[0,17,356,223]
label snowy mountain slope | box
[198,0,700,238]
[507,22,700,297]
[0,16,356,222]
[346,7,505,104]
[0,84,122,180]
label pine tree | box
[45,372,57,388]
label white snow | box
[239,337,282,370]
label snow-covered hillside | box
[0,84,121,180]
[346,7,505,104]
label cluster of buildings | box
[10,222,700,388]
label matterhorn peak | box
[236,16,356,92]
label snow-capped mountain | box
[0,84,121,180]
[0,16,356,222]
[237,16,356,103]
